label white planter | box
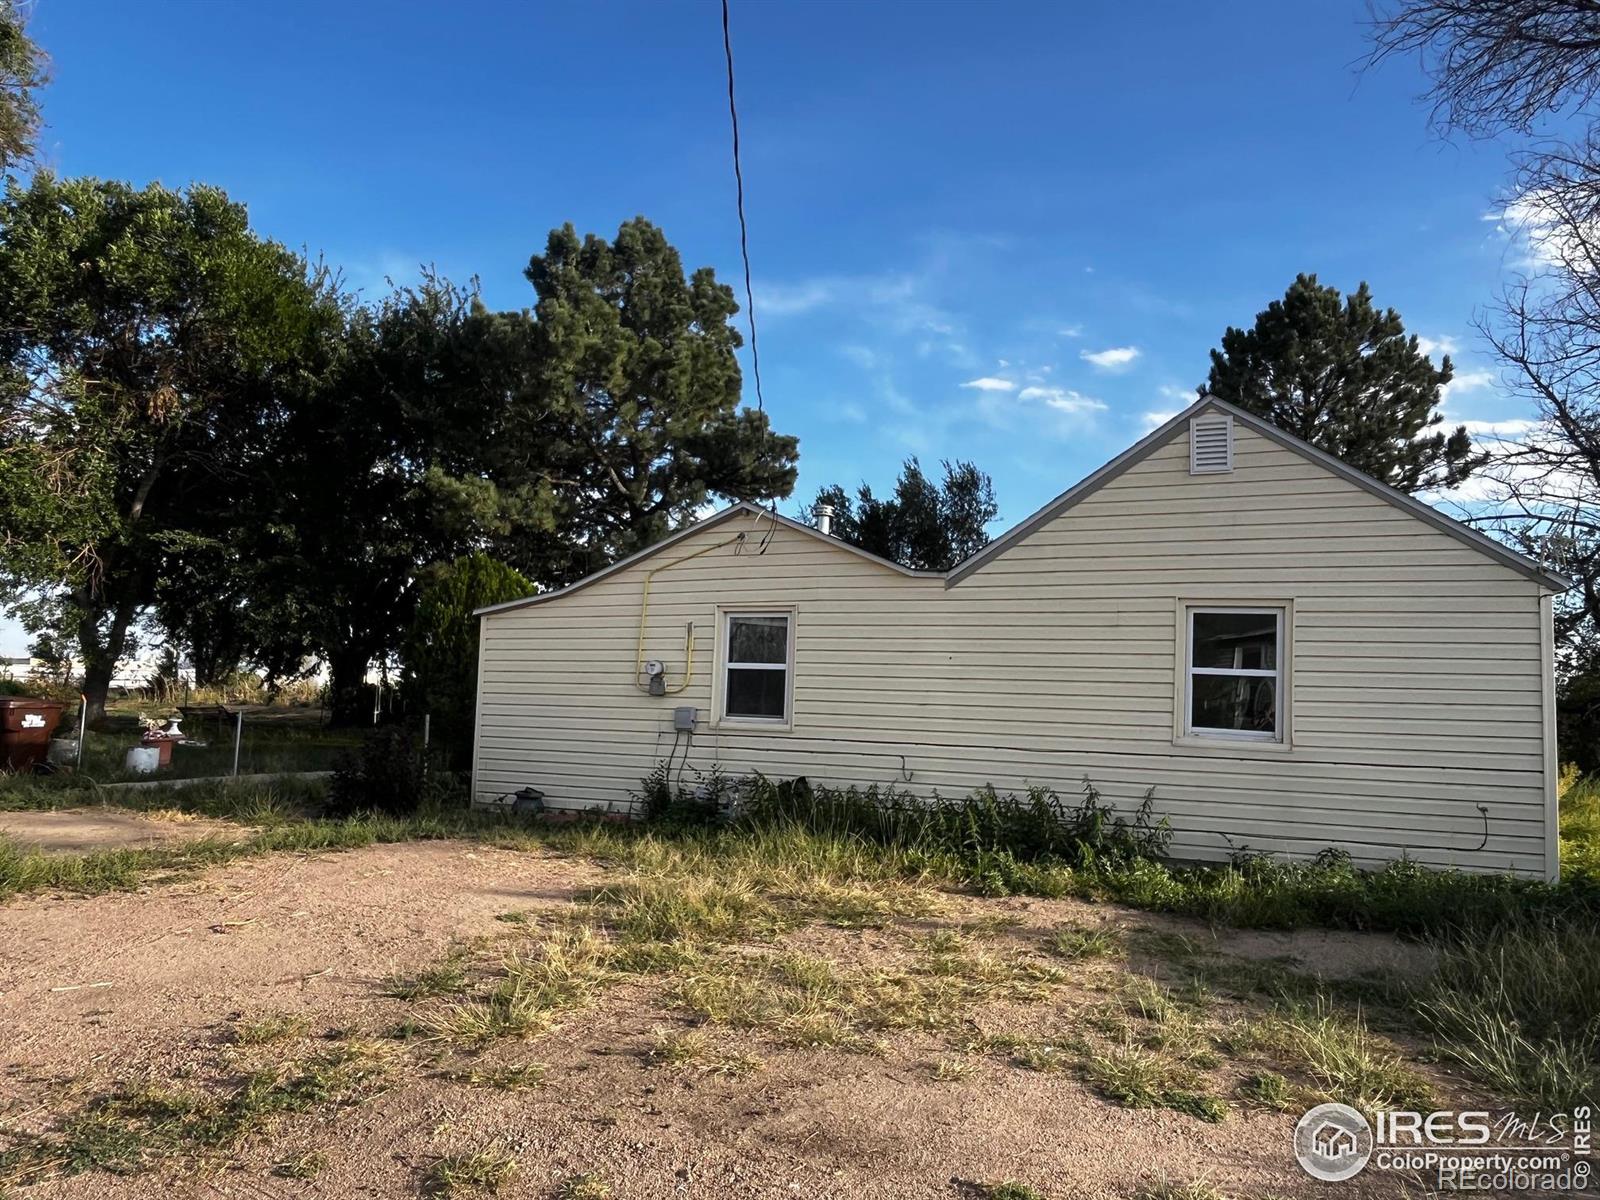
[123,746,161,775]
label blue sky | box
[2,1,1539,653]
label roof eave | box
[474,500,940,619]
[945,395,1573,593]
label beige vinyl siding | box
[475,419,1557,879]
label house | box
[471,395,1569,880]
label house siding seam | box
[473,420,1557,879]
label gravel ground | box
[0,829,1459,1199]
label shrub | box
[403,554,532,769]
[731,773,1171,869]
[632,761,734,827]
[328,728,444,817]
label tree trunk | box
[327,649,372,728]
[77,599,135,730]
[80,656,113,729]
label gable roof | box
[480,396,1570,618]
[475,501,940,617]
[944,395,1572,591]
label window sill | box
[712,716,794,734]
[1171,734,1292,756]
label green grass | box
[386,952,472,1000]
[1419,916,1600,1108]
[0,1041,388,1187]
[422,928,613,1045]
[426,1148,518,1196]
[981,1184,1047,1200]
[1237,1070,1293,1110]
[1562,770,1600,880]
[1252,998,1433,1111]
[1045,922,1120,960]
[4,765,1599,1118]
[446,1062,548,1091]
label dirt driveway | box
[0,838,1456,1199]
[0,806,247,855]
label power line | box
[720,0,765,416]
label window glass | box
[1190,674,1277,734]
[728,615,788,664]
[1192,611,1278,671]
[723,613,790,721]
[726,667,786,718]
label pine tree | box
[803,458,997,570]
[1204,273,1479,492]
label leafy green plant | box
[403,554,532,769]
[328,727,448,817]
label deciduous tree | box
[1369,0,1600,761]
[403,553,531,766]
[0,2,46,173]
[0,176,346,724]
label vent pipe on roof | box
[815,502,835,537]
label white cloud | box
[961,376,1017,392]
[1157,383,1194,403]
[1059,324,1084,338]
[1415,335,1460,359]
[1442,369,1495,401]
[1459,417,1536,437]
[1490,187,1600,270]
[1017,385,1107,414]
[1141,409,1179,431]
[1081,345,1141,371]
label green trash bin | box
[0,697,67,772]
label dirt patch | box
[0,806,249,855]
[0,842,1450,1199]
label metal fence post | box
[232,710,243,777]
[422,713,430,749]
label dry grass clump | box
[646,1026,765,1075]
[424,927,612,1045]
[232,1011,311,1046]
[1249,998,1432,1112]
[426,1147,518,1196]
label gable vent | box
[1189,413,1233,474]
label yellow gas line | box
[634,530,747,693]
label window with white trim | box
[722,612,791,721]
[1185,607,1283,741]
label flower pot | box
[139,733,174,767]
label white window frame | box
[715,608,795,727]
[1182,604,1286,744]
